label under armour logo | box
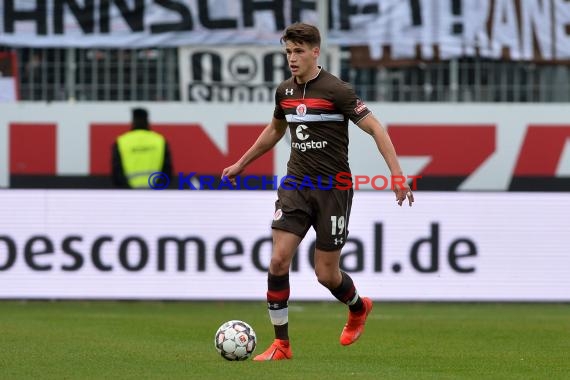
[285,88,294,95]
[268,302,281,309]
[334,237,344,245]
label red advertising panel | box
[90,124,272,176]
[9,123,56,174]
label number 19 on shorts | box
[330,216,345,235]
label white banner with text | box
[0,191,568,301]
[0,0,569,61]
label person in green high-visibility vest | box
[111,108,173,189]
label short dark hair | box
[280,22,321,47]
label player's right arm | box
[221,117,288,185]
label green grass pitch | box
[0,301,568,379]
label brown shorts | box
[271,186,353,251]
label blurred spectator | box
[111,108,173,189]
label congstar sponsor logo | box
[291,124,328,152]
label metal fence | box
[3,47,180,102]
[2,46,569,102]
[347,59,570,103]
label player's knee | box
[269,256,290,275]
[315,269,337,289]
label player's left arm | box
[356,114,414,207]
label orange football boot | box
[253,339,293,361]
[340,297,373,346]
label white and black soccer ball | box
[214,320,257,361]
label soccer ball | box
[214,320,257,361]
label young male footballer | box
[222,22,414,360]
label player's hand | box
[221,163,243,186]
[394,182,414,207]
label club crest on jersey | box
[285,88,294,96]
[296,104,307,117]
[354,99,368,114]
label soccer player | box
[221,22,414,360]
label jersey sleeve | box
[334,81,371,124]
[273,86,286,120]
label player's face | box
[285,40,320,84]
